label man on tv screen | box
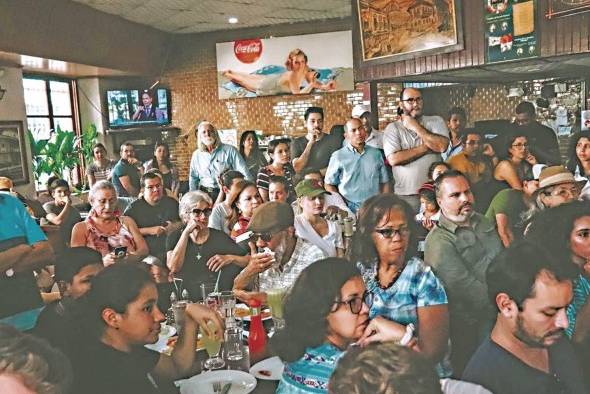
[132,90,167,122]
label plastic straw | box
[214,269,222,293]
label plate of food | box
[249,356,284,380]
[234,303,272,321]
[180,370,257,394]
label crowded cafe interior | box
[2,0,590,393]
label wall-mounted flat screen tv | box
[106,88,170,128]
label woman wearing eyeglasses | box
[166,191,249,298]
[271,258,370,393]
[348,193,451,377]
[493,133,536,191]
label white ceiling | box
[70,0,351,34]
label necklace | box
[194,243,203,261]
[376,267,402,290]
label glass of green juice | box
[200,320,225,370]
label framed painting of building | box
[355,0,464,65]
[0,121,29,185]
[546,0,590,18]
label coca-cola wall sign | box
[216,31,354,99]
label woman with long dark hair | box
[239,130,267,180]
[86,143,115,187]
[493,132,536,190]
[226,180,262,239]
[566,130,590,199]
[257,138,296,202]
[143,142,179,197]
[348,193,451,377]
[271,258,370,393]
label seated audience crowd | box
[3,94,590,394]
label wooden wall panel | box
[356,0,590,82]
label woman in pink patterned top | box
[71,181,148,266]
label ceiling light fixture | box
[228,17,238,24]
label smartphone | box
[113,246,128,258]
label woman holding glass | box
[166,191,248,299]
[348,193,451,377]
[226,180,262,239]
[143,142,179,197]
[271,258,370,393]
[71,180,148,266]
[70,263,223,394]
[257,138,296,203]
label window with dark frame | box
[23,75,79,190]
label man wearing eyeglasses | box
[448,129,498,212]
[384,88,450,212]
[232,201,328,302]
[463,242,586,394]
[424,170,502,375]
[124,172,181,265]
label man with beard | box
[384,88,449,212]
[447,129,498,212]
[291,106,343,175]
[463,242,587,394]
[232,201,328,301]
[325,118,390,213]
[189,121,252,201]
[424,171,502,375]
[111,142,142,198]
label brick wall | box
[162,53,364,180]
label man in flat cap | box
[233,201,328,300]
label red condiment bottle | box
[248,299,267,361]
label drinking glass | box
[172,300,189,332]
[200,283,219,309]
[200,320,225,370]
[267,281,287,330]
[224,326,250,371]
[219,290,236,322]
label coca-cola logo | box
[234,39,262,64]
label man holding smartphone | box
[384,88,450,212]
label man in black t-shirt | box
[291,106,343,175]
[124,172,181,264]
[463,242,587,393]
[514,101,561,165]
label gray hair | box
[179,191,212,223]
[89,180,118,203]
[196,121,220,151]
[0,324,72,394]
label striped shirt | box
[256,163,296,202]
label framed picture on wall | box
[355,0,464,65]
[0,120,29,185]
[546,0,590,19]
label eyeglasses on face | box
[191,207,212,217]
[332,290,373,314]
[402,97,423,104]
[252,232,273,243]
[374,226,410,239]
[545,186,580,199]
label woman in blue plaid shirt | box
[348,193,452,378]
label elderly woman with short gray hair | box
[166,191,249,298]
[71,180,148,266]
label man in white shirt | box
[384,88,449,212]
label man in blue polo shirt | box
[325,117,390,213]
[0,193,55,326]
